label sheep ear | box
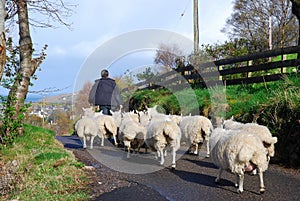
[110,110,114,115]
[230,116,234,120]
[271,137,278,144]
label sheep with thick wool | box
[222,117,278,160]
[94,113,118,146]
[137,110,151,127]
[111,108,123,129]
[210,128,269,194]
[179,115,213,157]
[146,105,171,122]
[118,112,147,158]
[146,119,182,169]
[75,117,98,149]
[81,107,118,146]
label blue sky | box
[1,0,234,97]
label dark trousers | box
[100,105,111,115]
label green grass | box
[0,124,89,201]
[131,74,300,119]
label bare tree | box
[154,43,184,70]
[1,0,74,143]
[223,0,297,51]
[73,81,92,117]
[291,0,300,45]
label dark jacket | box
[88,78,122,107]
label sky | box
[1,0,234,97]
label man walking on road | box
[89,69,123,115]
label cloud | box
[70,33,115,58]
[51,46,67,56]
[23,0,234,94]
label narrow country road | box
[57,136,300,201]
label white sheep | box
[94,113,118,146]
[145,119,182,169]
[111,108,122,129]
[179,115,213,157]
[81,107,118,146]
[169,114,182,125]
[118,112,147,158]
[146,105,171,122]
[210,128,269,194]
[137,110,150,127]
[82,106,96,118]
[222,117,278,160]
[75,117,98,149]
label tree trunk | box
[0,0,6,81]
[6,0,35,136]
[290,0,300,70]
[291,0,300,45]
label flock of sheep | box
[75,105,278,194]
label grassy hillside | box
[129,73,300,168]
[0,125,89,201]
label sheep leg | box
[258,169,265,194]
[90,136,95,149]
[159,150,164,165]
[205,138,210,158]
[97,132,104,146]
[124,141,131,158]
[235,175,239,188]
[112,135,118,146]
[164,149,167,157]
[237,174,244,194]
[156,150,160,160]
[193,143,198,155]
[101,135,104,146]
[82,136,87,149]
[171,147,176,169]
[215,168,223,183]
[127,145,131,158]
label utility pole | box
[269,15,272,50]
[193,0,199,53]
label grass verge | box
[0,124,89,201]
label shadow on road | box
[171,168,235,188]
[56,135,83,149]
[183,158,218,169]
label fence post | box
[247,60,253,77]
[218,65,223,80]
[281,54,287,73]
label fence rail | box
[122,46,300,92]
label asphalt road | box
[57,136,300,201]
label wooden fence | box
[122,45,300,92]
